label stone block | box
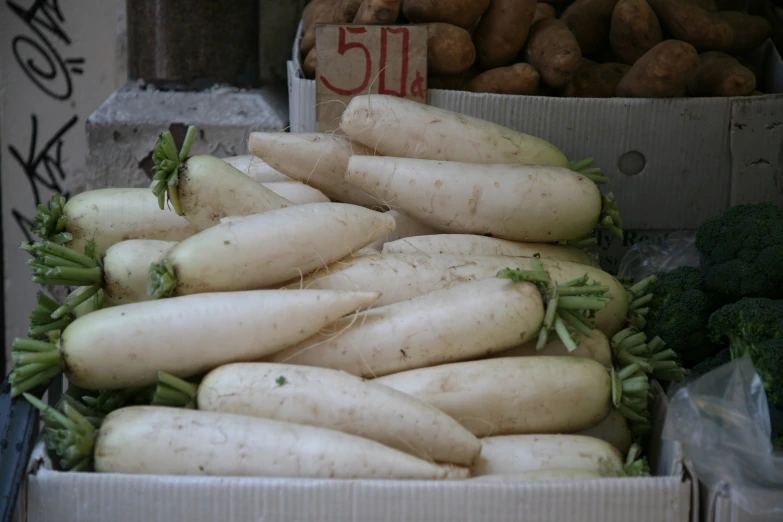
[85,82,288,189]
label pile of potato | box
[299,0,772,98]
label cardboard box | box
[288,23,783,240]
[702,482,783,522]
[19,381,696,522]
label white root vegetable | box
[470,469,605,482]
[262,181,331,204]
[150,127,292,230]
[188,363,482,466]
[471,434,625,476]
[31,190,199,255]
[270,278,545,377]
[369,210,439,250]
[382,234,596,266]
[221,155,293,182]
[148,203,395,298]
[247,132,380,208]
[576,409,633,455]
[339,94,570,167]
[290,253,628,338]
[10,289,380,394]
[374,357,616,437]
[27,401,469,479]
[492,329,613,367]
[346,156,601,242]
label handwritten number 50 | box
[320,27,372,96]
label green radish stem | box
[30,194,73,245]
[564,235,598,251]
[151,126,197,215]
[27,292,74,339]
[23,392,96,472]
[10,338,63,397]
[622,443,651,477]
[609,364,651,423]
[599,194,623,238]
[648,335,688,382]
[147,259,177,298]
[568,158,610,185]
[150,371,198,408]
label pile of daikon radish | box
[13,94,677,481]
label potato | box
[300,0,341,56]
[647,0,770,55]
[303,48,317,79]
[428,68,480,91]
[687,51,756,96]
[533,3,557,25]
[300,0,360,56]
[473,0,537,70]
[561,0,620,55]
[427,23,476,74]
[615,40,699,97]
[562,62,630,97]
[610,0,662,65]
[524,18,583,89]
[402,0,492,29]
[353,0,402,23]
[466,63,541,94]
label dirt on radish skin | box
[94,406,470,479]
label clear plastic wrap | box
[617,231,699,281]
[663,358,783,517]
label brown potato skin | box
[561,0,620,55]
[466,63,541,94]
[402,0,492,29]
[610,0,663,65]
[300,0,341,56]
[524,18,583,88]
[687,51,756,96]
[533,3,556,25]
[563,62,630,97]
[303,48,317,79]
[427,23,477,74]
[615,39,699,97]
[353,0,403,23]
[647,0,770,55]
[473,0,538,70]
[428,68,480,90]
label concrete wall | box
[0,0,126,372]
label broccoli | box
[643,266,721,368]
[708,298,783,408]
[695,202,783,302]
[690,348,731,376]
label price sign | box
[315,24,428,132]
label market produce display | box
[12,97,685,479]
[298,0,771,97]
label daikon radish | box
[340,95,570,168]
[150,126,292,229]
[368,210,439,250]
[31,191,199,255]
[375,357,649,437]
[382,234,596,266]
[576,409,633,455]
[291,253,628,338]
[270,277,546,376]
[25,399,469,479]
[247,132,380,208]
[470,470,605,482]
[9,289,379,395]
[25,239,176,315]
[155,363,482,466]
[221,155,293,182]
[147,203,395,298]
[346,156,617,242]
[492,329,613,367]
[261,181,331,204]
[471,435,625,476]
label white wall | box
[1,0,125,372]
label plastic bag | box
[617,231,700,281]
[663,358,783,517]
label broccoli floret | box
[695,202,783,301]
[643,267,720,368]
[709,298,783,408]
[690,348,731,376]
